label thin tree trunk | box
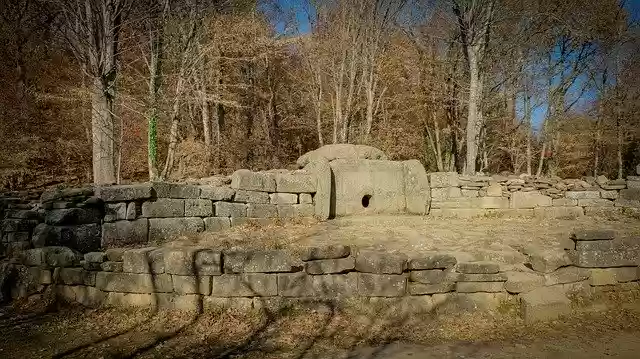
[617,116,623,179]
[464,48,481,175]
[91,78,117,184]
[161,74,186,179]
[315,74,324,147]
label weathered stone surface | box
[73,286,108,308]
[572,229,615,241]
[600,190,618,200]
[278,272,358,297]
[510,191,552,209]
[59,224,102,253]
[210,273,277,297]
[619,188,640,201]
[234,190,270,204]
[276,204,314,218]
[477,196,509,209]
[569,247,638,268]
[101,219,149,247]
[299,193,313,204]
[269,193,298,204]
[408,282,455,295]
[456,281,504,293]
[184,199,213,217]
[203,297,255,312]
[429,172,459,188]
[614,198,640,208]
[203,217,231,231]
[457,273,507,282]
[20,246,82,267]
[172,275,211,295]
[104,203,127,222]
[101,261,123,272]
[246,204,278,218]
[148,218,204,242]
[152,182,200,198]
[104,292,157,308]
[486,184,502,197]
[1,219,39,232]
[230,170,276,192]
[544,266,590,285]
[195,249,222,275]
[53,267,95,286]
[589,268,617,286]
[41,187,94,203]
[461,189,479,197]
[163,248,220,276]
[330,159,406,216]
[45,208,102,225]
[305,257,355,274]
[355,250,406,274]
[126,202,137,220]
[431,187,463,200]
[300,245,351,261]
[95,272,172,293]
[215,202,246,217]
[503,272,544,294]
[533,206,584,219]
[31,223,55,248]
[275,173,316,193]
[575,240,613,252]
[303,159,331,220]
[123,248,164,273]
[96,184,153,202]
[553,198,578,207]
[81,260,102,271]
[409,269,456,284]
[357,273,406,297]
[520,287,571,323]
[578,198,614,207]
[527,248,572,273]
[4,231,30,243]
[566,191,600,199]
[224,250,302,273]
[613,267,640,282]
[403,160,431,215]
[141,199,185,218]
[84,252,106,263]
[456,261,500,274]
[199,186,235,201]
[296,144,387,167]
[105,248,126,262]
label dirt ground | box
[1,302,640,359]
[168,215,640,266]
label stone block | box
[215,202,246,217]
[105,292,157,308]
[95,272,173,293]
[81,260,101,271]
[104,203,127,222]
[4,231,30,243]
[96,184,153,202]
[101,219,149,248]
[553,198,578,207]
[544,266,590,286]
[477,196,509,209]
[357,273,406,297]
[534,207,583,219]
[230,169,276,192]
[578,198,614,207]
[299,193,313,204]
[409,269,456,284]
[614,267,640,282]
[53,267,96,286]
[614,198,640,208]
[246,204,277,218]
[355,250,406,274]
[305,257,355,274]
[503,272,544,294]
[408,282,455,295]
[74,286,108,308]
[126,202,137,220]
[486,184,502,197]
[20,246,82,267]
[123,248,164,273]
[184,199,213,217]
[456,281,504,293]
[210,273,277,297]
[429,172,459,188]
[456,261,499,274]
[303,159,330,220]
[430,187,462,200]
[269,193,298,204]
[403,159,431,214]
[569,248,638,268]
[278,272,357,297]
[510,191,552,209]
[203,217,231,231]
[195,249,222,275]
[141,198,184,218]
[277,204,314,218]
[148,217,204,242]
[457,273,507,282]
[572,230,615,241]
[84,252,106,263]
[300,245,351,261]
[274,172,316,193]
[172,275,211,295]
[234,190,270,204]
[589,268,617,286]
[408,253,457,270]
[566,191,601,199]
[461,189,479,197]
[105,248,126,261]
[527,248,572,273]
[619,188,640,200]
[1,219,39,232]
[600,190,618,200]
[224,250,302,273]
[520,287,571,323]
[45,208,102,225]
[101,261,123,272]
[163,247,219,276]
[152,182,200,198]
[575,240,613,251]
[199,186,235,201]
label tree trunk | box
[90,78,117,184]
[617,116,623,179]
[464,48,481,175]
[147,19,164,182]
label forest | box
[0,0,638,188]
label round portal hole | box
[362,195,372,208]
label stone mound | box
[296,144,387,168]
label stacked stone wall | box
[7,230,639,323]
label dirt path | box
[1,305,640,359]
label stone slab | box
[278,272,358,297]
[141,199,185,218]
[300,245,351,261]
[357,273,406,297]
[355,250,407,274]
[456,261,500,274]
[210,273,277,297]
[520,287,571,323]
[148,217,204,242]
[185,199,213,217]
[305,257,355,274]
[224,250,302,273]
